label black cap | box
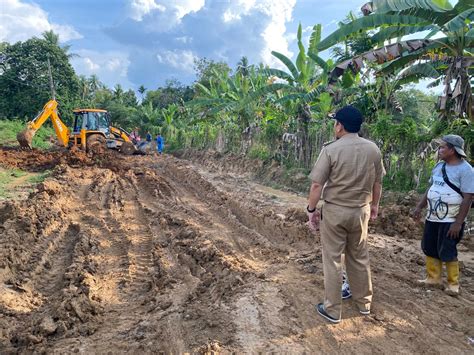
[332,105,364,133]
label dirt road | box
[0,147,473,353]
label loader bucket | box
[17,128,35,149]
[119,141,137,155]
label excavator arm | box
[110,126,132,143]
[109,126,137,155]
[17,100,70,148]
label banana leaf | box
[308,52,330,72]
[261,68,294,83]
[371,0,452,13]
[443,8,474,32]
[318,14,430,50]
[398,62,440,79]
[271,51,299,81]
[308,24,322,57]
[371,25,437,43]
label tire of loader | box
[119,141,136,155]
[87,134,107,155]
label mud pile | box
[0,146,130,173]
[370,191,424,238]
[0,148,473,353]
[0,172,101,349]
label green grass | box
[0,168,50,199]
[0,119,55,149]
[0,168,16,198]
[27,170,51,184]
[248,143,272,161]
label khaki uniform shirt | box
[309,133,385,208]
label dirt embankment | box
[175,149,426,238]
[0,146,473,353]
[175,149,312,193]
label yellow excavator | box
[17,100,136,155]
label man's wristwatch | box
[307,205,316,213]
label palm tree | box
[138,85,147,102]
[113,84,124,103]
[318,0,474,120]
[89,74,101,93]
[188,60,278,153]
[42,30,77,59]
[236,56,251,77]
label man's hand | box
[307,209,320,232]
[370,204,379,221]
[447,222,463,239]
[411,206,422,220]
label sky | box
[0,0,441,92]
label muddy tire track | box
[32,223,81,297]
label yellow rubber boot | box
[418,256,442,286]
[445,261,460,296]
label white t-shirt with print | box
[426,160,474,223]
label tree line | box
[1,0,472,192]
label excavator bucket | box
[119,141,137,155]
[17,128,36,149]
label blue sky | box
[0,0,431,91]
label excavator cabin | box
[71,109,110,149]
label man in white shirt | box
[413,135,473,295]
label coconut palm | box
[42,30,77,59]
[138,85,147,101]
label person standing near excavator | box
[306,105,385,323]
[156,133,164,154]
[412,134,473,296]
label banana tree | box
[263,23,342,167]
[160,103,178,143]
[135,101,162,133]
[188,64,276,152]
[318,0,474,120]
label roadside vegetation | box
[0,120,54,149]
[0,167,50,199]
[1,0,472,193]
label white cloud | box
[0,0,82,43]
[130,0,165,21]
[84,57,100,71]
[175,36,192,44]
[128,0,204,22]
[110,0,297,87]
[215,0,297,67]
[256,0,297,67]
[71,50,132,87]
[156,50,196,73]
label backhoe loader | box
[17,100,136,155]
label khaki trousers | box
[320,202,372,319]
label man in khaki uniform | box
[306,105,384,323]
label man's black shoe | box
[316,303,341,324]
